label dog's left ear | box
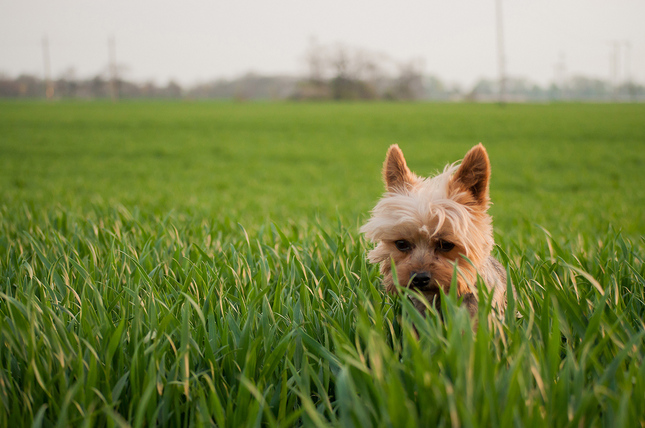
[451,143,490,206]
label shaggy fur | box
[361,144,507,316]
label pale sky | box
[1,0,643,87]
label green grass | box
[1,101,644,426]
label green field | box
[1,101,644,426]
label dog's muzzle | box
[410,272,432,289]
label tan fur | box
[383,144,418,192]
[361,144,507,316]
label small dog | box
[361,144,507,317]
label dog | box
[361,144,507,317]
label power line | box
[495,0,506,105]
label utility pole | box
[495,0,506,105]
[109,36,118,102]
[42,36,54,99]
[623,41,633,101]
[610,41,620,101]
[554,52,566,101]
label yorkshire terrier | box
[361,144,507,317]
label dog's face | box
[361,144,494,307]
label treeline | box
[0,73,183,99]
[3,71,643,102]
[1,41,644,102]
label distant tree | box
[422,75,449,100]
[304,37,327,83]
[0,72,21,97]
[89,75,107,98]
[166,80,182,98]
[327,44,379,100]
[386,60,424,100]
[15,75,42,98]
[468,79,496,101]
[567,75,611,100]
[619,81,645,101]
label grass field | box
[1,101,644,426]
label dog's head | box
[361,144,494,304]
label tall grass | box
[1,102,644,426]
[1,203,643,426]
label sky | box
[1,0,643,88]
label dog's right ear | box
[383,144,416,192]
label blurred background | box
[1,0,644,102]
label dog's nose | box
[410,272,431,288]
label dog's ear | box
[451,143,490,206]
[383,144,416,192]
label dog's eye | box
[436,240,455,252]
[394,240,412,252]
